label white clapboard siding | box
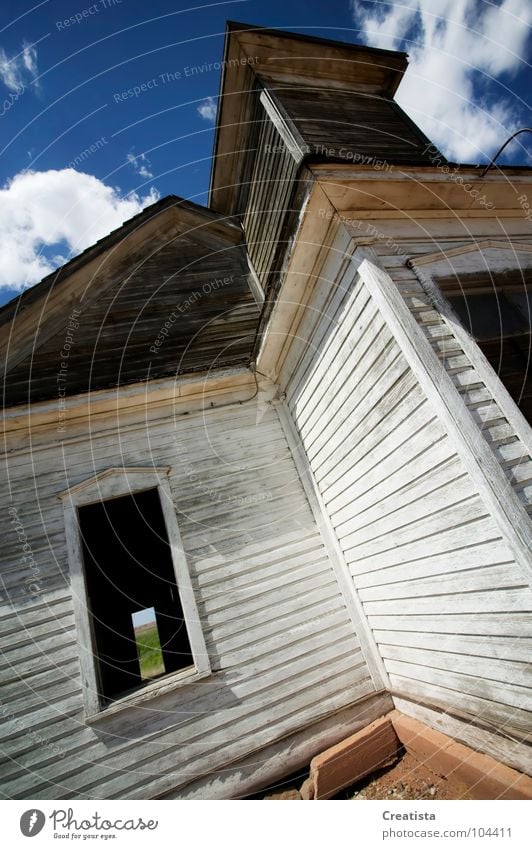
[10,659,369,800]
[374,632,532,663]
[281,226,532,743]
[355,539,514,588]
[0,401,376,799]
[374,239,532,512]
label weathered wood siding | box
[241,100,300,290]
[4,232,258,407]
[0,398,376,799]
[218,80,438,296]
[370,236,532,517]
[279,226,532,746]
[269,86,436,165]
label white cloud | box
[197,96,217,122]
[126,150,154,179]
[0,169,160,292]
[22,42,38,78]
[0,40,39,92]
[351,0,532,161]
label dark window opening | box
[446,282,531,426]
[78,488,194,705]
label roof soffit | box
[1,201,244,374]
[209,21,409,212]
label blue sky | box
[0,0,531,304]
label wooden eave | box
[0,195,239,328]
[224,21,408,90]
[309,163,532,217]
[0,195,244,370]
[1,366,258,445]
[208,21,409,214]
[254,165,532,379]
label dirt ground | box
[335,750,472,800]
[255,750,473,799]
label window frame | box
[435,274,532,433]
[59,467,210,721]
[406,242,532,455]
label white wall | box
[0,396,378,799]
[371,232,532,516]
[278,224,532,771]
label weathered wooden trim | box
[2,367,256,436]
[251,167,317,366]
[259,87,306,163]
[61,466,211,720]
[85,665,212,725]
[157,474,211,677]
[255,181,340,379]
[408,261,532,458]
[246,254,265,305]
[313,169,532,227]
[411,239,532,267]
[275,401,390,692]
[1,375,277,462]
[336,209,529,220]
[57,466,171,502]
[356,251,532,587]
[63,502,101,717]
[311,164,532,182]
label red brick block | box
[391,712,532,800]
[445,741,532,800]
[390,713,457,777]
[309,716,400,800]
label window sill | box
[85,664,210,724]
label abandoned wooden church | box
[1,22,531,799]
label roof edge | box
[0,194,242,326]
[208,21,409,208]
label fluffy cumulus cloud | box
[351,0,532,161]
[0,40,39,92]
[0,169,160,291]
[197,96,217,122]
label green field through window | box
[132,607,166,681]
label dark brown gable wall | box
[4,235,258,407]
[270,86,437,165]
